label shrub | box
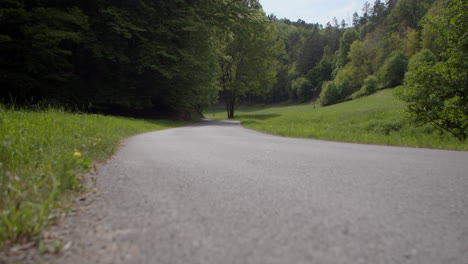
[351,75,379,99]
[366,119,405,135]
[378,51,408,89]
[291,77,312,102]
[319,81,339,106]
[407,48,437,72]
[335,78,352,99]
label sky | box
[260,0,369,26]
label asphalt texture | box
[54,120,468,264]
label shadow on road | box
[190,120,241,127]
[235,114,280,120]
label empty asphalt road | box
[55,120,468,264]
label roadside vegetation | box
[207,89,468,151]
[0,106,185,249]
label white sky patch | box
[260,0,369,26]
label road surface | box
[55,120,468,264]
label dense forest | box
[0,0,281,119]
[0,0,466,138]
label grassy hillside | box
[208,89,468,151]
[0,106,186,248]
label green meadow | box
[208,89,468,151]
[0,106,185,248]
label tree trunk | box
[223,88,236,119]
[228,101,235,118]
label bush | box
[397,61,468,141]
[319,81,339,106]
[319,74,354,106]
[366,119,405,135]
[291,77,312,102]
[378,51,408,89]
[407,48,437,72]
[351,75,379,99]
[397,46,467,140]
[335,78,352,99]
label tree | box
[378,51,407,88]
[334,29,360,70]
[351,75,379,99]
[319,81,339,106]
[219,4,282,118]
[79,0,221,116]
[420,0,449,57]
[396,0,468,141]
[0,1,88,104]
[362,1,371,19]
[402,27,419,57]
[406,49,437,72]
[0,0,224,118]
[352,12,360,28]
[290,77,312,102]
[370,0,386,22]
[385,0,435,31]
[340,19,348,29]
[297,26,323,75]
[305,48,334,99]
[328,40,370,102]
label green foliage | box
[378,51,408,89]
[321,40,370,104]
[304,53,333,97]
[407,49,437,71]
[297,27,323,75]
[0,105,185,248]
[0,0,224,117]
[291,77,312,102]
[352,75,379,99]
[219,5,283,118]
[397,0,468,141]
[334,29,360,70]
[385,0,435,31]
[263,19,343,104]
[360,28,385,74]
[0,2,88,103]
[266,65,289,103]
[344,40,371,89]
[420,1,448,57]
[402,27,420,57]
[335,77,353,100]
[319,81,339,106]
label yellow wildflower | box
[73,151,82,158]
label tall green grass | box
[0,106,186,248]
[208,89,468,150]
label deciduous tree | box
[397,0,468,140]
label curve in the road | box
[55,120,468,264]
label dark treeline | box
[0,0,279,118]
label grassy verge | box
[0,106,186,248]
[207,89,468,151]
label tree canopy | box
[0,0,247,118]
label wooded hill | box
[263,0,461,103]
[263,0,466,140]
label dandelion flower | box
[73,151,82,158]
